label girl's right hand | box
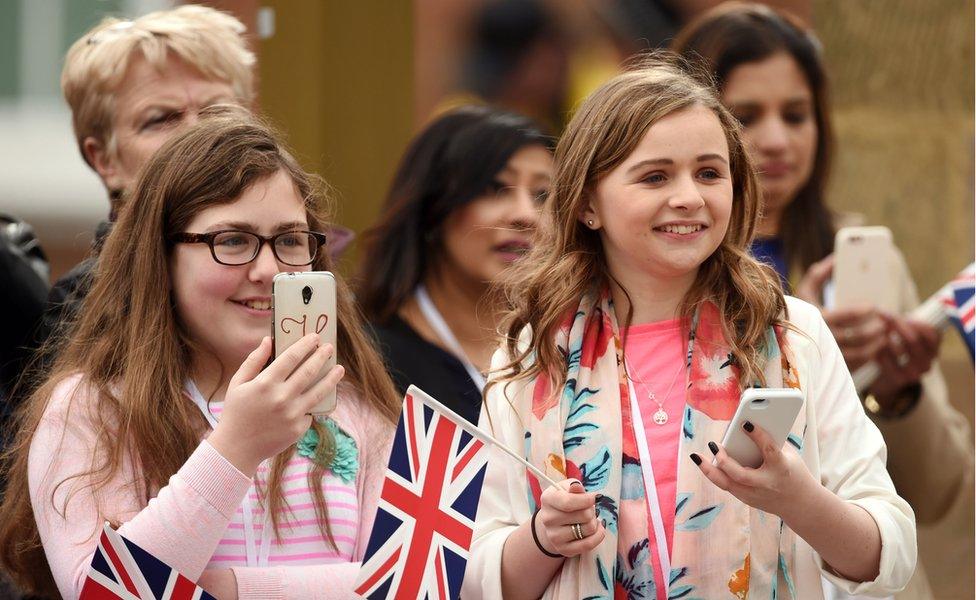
[208,334,345,475]
[534,479,606,557]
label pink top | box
[624,318,686,597]
[28,374,393,599]
[205,403,361,568]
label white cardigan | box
[463,297,916,599]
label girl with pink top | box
[462,56,916,599]
[0,107,401,599]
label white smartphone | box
[272,271,338,415]
[719,388,803,468]
[832,226,899,312]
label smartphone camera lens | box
[302,285,313,305]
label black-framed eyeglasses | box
[170,230,328,266]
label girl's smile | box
[584,104,733,291]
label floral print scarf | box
[523,290,805,599]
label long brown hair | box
[494,54,786,395]
[671,1,835,278]
[0,108,401,597]
[357,105,550,323]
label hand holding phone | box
[273,271,338,414]
[212,335,344,475]
[719,388,803,468]
[693,388,819,520]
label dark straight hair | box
[356,105,551,323]
[671,2,835,278]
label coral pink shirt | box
[624,318,686,592]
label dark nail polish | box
[690,453,702,465]
[708,441,719,455]
[743,421,754,432]
[595,493,604,503]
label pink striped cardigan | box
[28,375,393,599]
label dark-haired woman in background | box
[357,106,552,423]
[673,4,972,599]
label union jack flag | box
[80,523,215,600]
[355,386,489,599]
[940,263,975,358]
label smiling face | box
[437,144,553,285]
[722,52,817,232]
[170,169,310,371]
[85,53,237,198]
[583,104,733,292]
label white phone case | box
[272,271,337,415]
[833,226,899,312]
[719,388,803,468]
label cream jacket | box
[463,297,917,599]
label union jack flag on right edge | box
[354,385,489,600]
[80,523,215,600]
[940,263,975,359]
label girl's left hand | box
[868,314,939,403]
[692,422,818,517]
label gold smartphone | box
[272,271,337,414]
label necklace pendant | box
[652,408,669,426]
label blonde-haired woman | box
[31,5,259,367]
[0,109,400,599]
[462,56,915,599]
[64,4,254,205]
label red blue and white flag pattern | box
[354,386,489,600]
[940,263,975,359]
[80,523,215,600]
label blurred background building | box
[0,1,972,594]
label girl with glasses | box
[0,108,401,599]
[462,56,915,600]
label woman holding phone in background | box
[357,105,552,423]
[463,56,914,600]
[672,6,972,597]
[0,109,400,599]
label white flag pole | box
[407,385,562,489]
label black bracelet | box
[531,508,563,559]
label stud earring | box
[587,219,594,227]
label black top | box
[0,214,49,401]
[368,315,483,425]
[32,221,112,360]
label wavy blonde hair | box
[0,108,400,597]
[496,54,786,393]
[62,4,256,168]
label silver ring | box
[897,354,910,367]
[571,522,585,541]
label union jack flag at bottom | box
[940,263,975,359]
[355,385,489,599]
[80,523,216,600]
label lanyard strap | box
[414,285,486,392]
[619,313,696,598]
[186,380,271,567]
[625,367,672,592]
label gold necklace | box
[624,357,684,426]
